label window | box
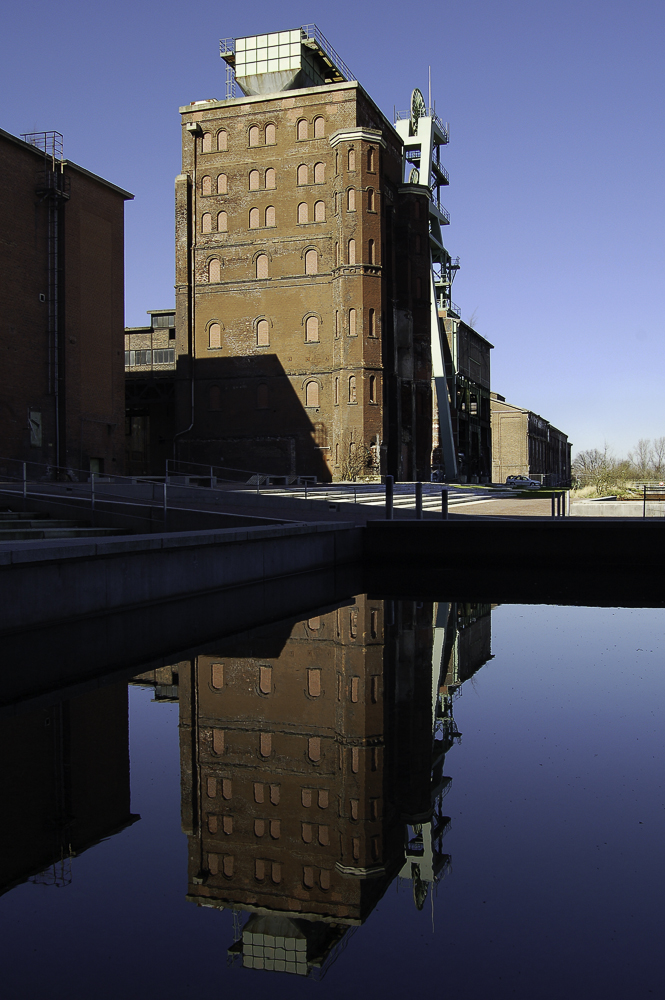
[305,381,319,407]
[335,242,340,266]
[348,308,357,337]
[257,383,268,409]
[265,205,275,227]
[265,122,276,145]
[249,207,259,229]
[217,211,227,232]
[348,148,356,171]
[348,239,356,264]
[202,132,212,153]
[335,150,339,173]
[255,859,265,881]
[347,188,355,211]
[314,200,325,222]
[297,202,308,224]
[257,319,269,347]
[349,375,357,403]
[334,377,339,404]
[313,116,325,138]
[128,350,151,366]
[297,163,308,185]
[307,669,321,697]
[248,124,260,146]
[256,253,268,279]
[270,783,280,805]
[265,167,276,189]
[259,665,272,694]
[208,258,221,283]
[335,311,339,338]
[217,173,228,194]
[369,374,377,403]
[305,249,318,275]
[314,161,325,184]
[209,385,221,410]
[211,663,224,689]
[222,778,232,799]
[270,820,280,840]
[208,853,219,875]
[334,191,340,214]
[271,862,281,883]
[303,865,314,887]
[209,323,221,349]
[254,819,265,837]
[201,212,212,233]
[368,239,375,263]
[368,308,376,337]
[305,316,319,342]
[207,778,217,798]
[217,130,228,151]
[318,825,329,846]
[368,147,375,171]
[297,118,308,140]
[308,737,321,761]
[213,730,224,755]
[222,855,234,877]
[249,169,260,191]
[260,733,272,757]
[202,175,212,196]
[335,442,339,465]
[368,188,375,211]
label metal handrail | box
[395,108,450,141]
[300,24,356,81]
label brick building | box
[490,393,572,485]
[124,309,176,475]
[0,128,132,476]
[174,27,457,482]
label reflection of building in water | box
[131,663,181,703]
[0,685,139,897]
[177,597,493,976]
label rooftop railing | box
[395,108,449,142]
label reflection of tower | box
[0,685,139,897]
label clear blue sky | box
[3,0,664,456]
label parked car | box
[505,475,541,488]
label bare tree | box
[572,444,627,495]
[628,438,653,478]
[652,437,665,476]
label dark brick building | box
[0,129,132,476]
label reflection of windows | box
[305,380,319,407]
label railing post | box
[441,489,448,520]
[165,459,169,485]
[210,465,213,486]
[551,494,556,518]
[163,481,168,528]
[91,472,95,513]
[385,475,394,520]
[643,484,647,518]
[22,462,27,500]
[415,481,423,519]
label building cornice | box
[328,127,385,149]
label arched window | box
[248,125,260,146]
[314,200,325,222]
[369,374,377,403]
[305,316,319,342]
[349,308,357,337]
[314,162,325,184]
[217,130,228,151]
[297,202,308,224]
[249,169,260,191]
[201,175,212,196]
[209,323,221,349]
[217,173,228,194]
[334,191,340,214]
[348,239,356,265]
[313,116,325,138]
[368,239,375,263]
[296,119,308,140]
[202,132,212,153]
[297,163,308,185]
[265,167,276,189]
[347,188,355,211]
[305,249,318,275]
[348,148,356,171]
[335,376,339,404]
[335,442,339,465]
[305,381,319,407]
[265,205,275,227]
[368,308,376,337]
[335,310,340,338]
[348,376,357,403]
[256,254,269,279]
[249,207,259,229]
[257,383,269,408]
[217,211,227,233]
[209,385,221,410]
[368,147,375,171]
[208,258,221,283]
[368,188,375,211]
[265,123,276,145]
[201,212,212,233]
[257,319,269,346]
[335,242,340,266]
